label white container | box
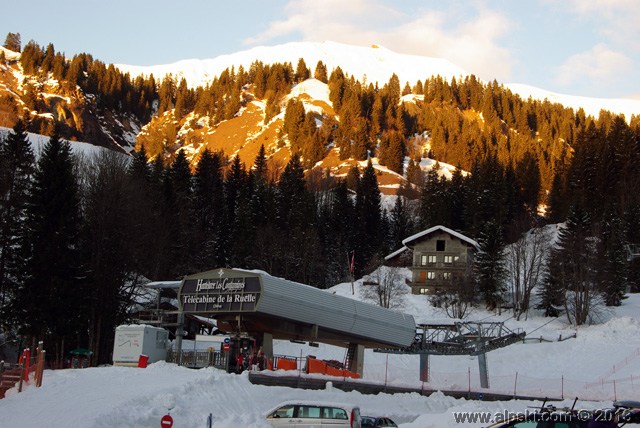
[112,324,168,366]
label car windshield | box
[361,416,375,427]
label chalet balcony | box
[412,261,468,269]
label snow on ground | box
[1,274,639,427]
[0,127,109,160]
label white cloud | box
[554,43,633,87]
[244,0,514,82]
[560,0,640,49]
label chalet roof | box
[384,246,409,261]
[402,225,479,250]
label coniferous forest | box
[1,35,640,363]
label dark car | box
[485,401,640,428]
[361,415,398,427]
[485,414,589,428]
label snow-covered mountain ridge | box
[117,40,640,121]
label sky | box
[4,0,640,99]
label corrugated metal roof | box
[180,268,416,348]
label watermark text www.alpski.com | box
[451,408,631,424]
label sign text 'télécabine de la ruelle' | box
[180,276,261,313]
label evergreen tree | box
[354,160,382,276]
[540,206,597,325]
[516,151,541,214]
[321,180,354,285]
[0,120,34,324]
[3,32,21,52]
[125,146,161,281]
[419,166,447,228]
[192,149,224,270]
[448,166,467,232]
[274,154,320,283]
[596,212,628,306]
[295,58,310,83]
[474,221,507,310]
[165,150,194,277]
[389,196,411,250]
[14,132,86,361]
[546,169,569,223]
[313,61,328,83]
[283,99,306,151]
[378,130,405,174]
[252,144,269,183]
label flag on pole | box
[349,251,355,275]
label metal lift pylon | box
[374,321,525,389]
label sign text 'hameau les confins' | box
[180,274,261,313]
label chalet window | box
[427,271,436,280]
[419,288,429,294]
[444,255,453,264]
[443,272,452,280]
[436,240,446,251]
[428,255,437,263]
[420,255,427,266]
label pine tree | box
[378,130,405,174]
[252,144,269,183]
[546,169,569,223]
[354,160,382,275]
[474,221,507,310]
[516,151,541,215]
[596,212,627,306]
[448,166,467,232]
[314,61,328,83]
[321,180,354,285]
[540,206,597,325]
[283,99,306,152]
[14,132,86,360]
[192,148,224,270]
[0,120,34,324]
[165,150,194,277]
[125,145,161,281]
[3,32,21,52]
[295,58,310,83]
[389,196,411,250]
[274,154,319,283]
[419,166,447,228]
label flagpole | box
[349,251,355,295]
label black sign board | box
[180,276,261,313]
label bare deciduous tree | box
[360,266,408,309]
[429,262,476,319]
[506,226,550,320]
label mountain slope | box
[117,41,467,92]
[117,41,640,120]
[0,46,142,152]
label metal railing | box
[166,349,228,370]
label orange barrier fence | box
[306,357,360,379]
[275,357,297,371]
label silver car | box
[265,400,362,428]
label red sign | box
[222,343,230,351]
[160,414,173,428]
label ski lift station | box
[135,267,524,386]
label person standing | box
[235,353,244,374]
